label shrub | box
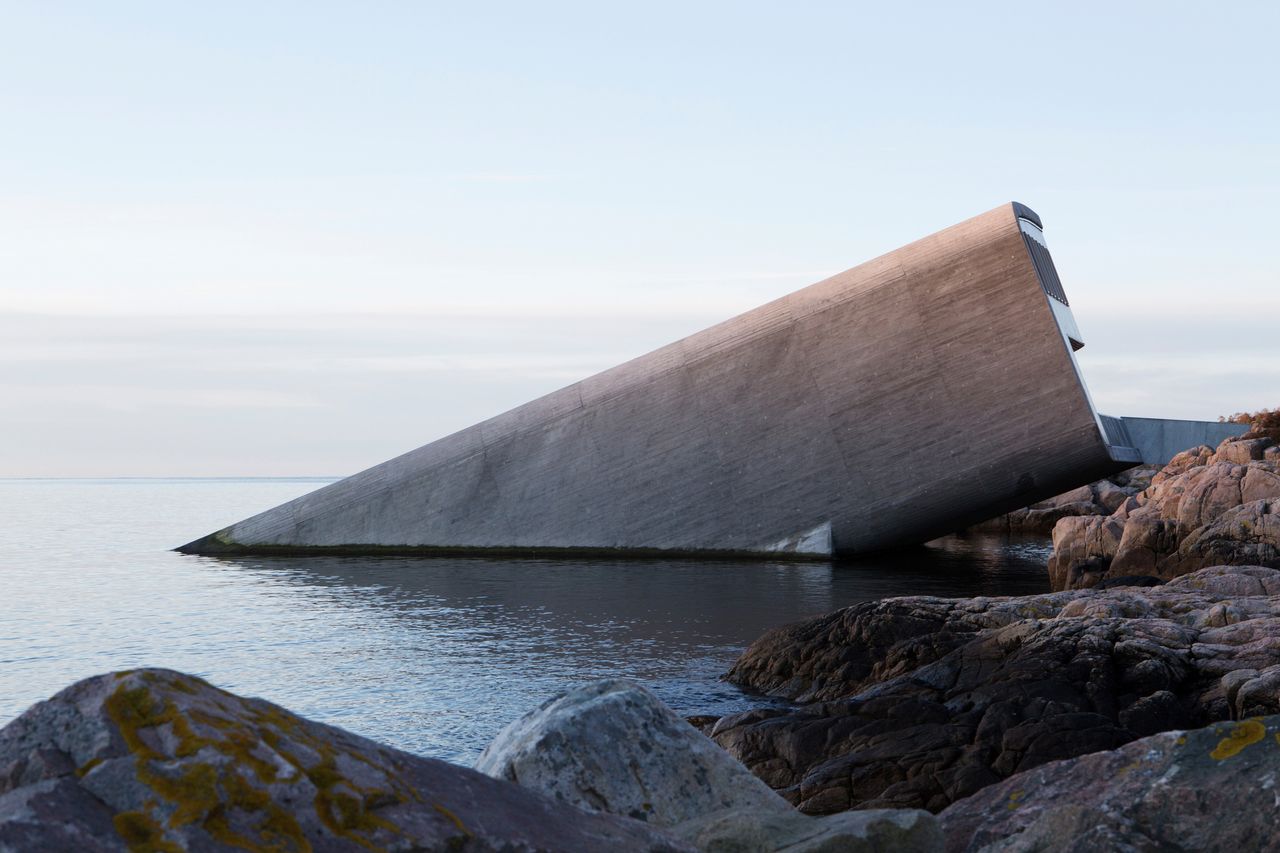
[1219,407,1280,442]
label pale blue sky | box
[2,2,1276,475]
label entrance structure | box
[181,202,1143,559]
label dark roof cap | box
[1011,202,1042,228]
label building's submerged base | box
[176,535,840,561]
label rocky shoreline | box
[7,591,1280,853]
[6,416,1280,851]
[710,564,1280,818]
[1049,431,1280,590]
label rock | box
[1171,497,1280,572]
[1154,444,1214,482]
[938,714,1280,852]
[1110,465,1160,491]
[1092,574,1163,589]
[0,669,689,852]
[966,468,1157,535]
[714,566,1280,815]
[1049,434,1280,590]
[1047,513,1127,590]
[1092,479,1131,513]
[684,714,721,735]
[1046,485,1095,507]
[476,679,943,852]
[1223,664,1280,718]
[1216,437,1274,464]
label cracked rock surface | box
[714,565,1280,815]
[0,668,689,852]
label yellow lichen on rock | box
[433,802,471,836]
[103,674,319,852]
[1209,719,1267,760]
[113,810,182,853]
[76,756,104,778]
[3,668,705,852]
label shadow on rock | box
[713,565,1280,814]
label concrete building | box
[1107,417,1246,466]
[181,202,1147,559]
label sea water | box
[0,478,1051,763]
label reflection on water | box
[0,478,1050,763]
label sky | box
[1,2,1276,476]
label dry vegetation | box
[1220,407,1280,442]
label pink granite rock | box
[1049,435,1280,590]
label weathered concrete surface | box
[476,679,942,852]
[181,202,1136,559]
[0,669,690,852]
[712,565,1280,814]
[939,715,1280,852]
[1116,416,1248,465]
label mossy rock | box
[0,668,690,852]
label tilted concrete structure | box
[181,202,1143,559]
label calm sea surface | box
[0,478,1052,764]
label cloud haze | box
[1,2,1276,475]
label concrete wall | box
[181,202,1135,559]
[1118,417,1249,465]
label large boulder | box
[939,714,1280,852]
[713,566,1280,815]
[476,679,942,852]
[0,669,689,852]
[1049,435,1280,590]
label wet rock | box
[0,669,689,852]
[1049,435,1280,590]
[938,714,1280,852]
[476,679,942,852]
[715,566,1280,814]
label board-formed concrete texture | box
[180,202,1142,559]
[1111,417,1248,465]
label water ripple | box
[0,479,1050,763]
